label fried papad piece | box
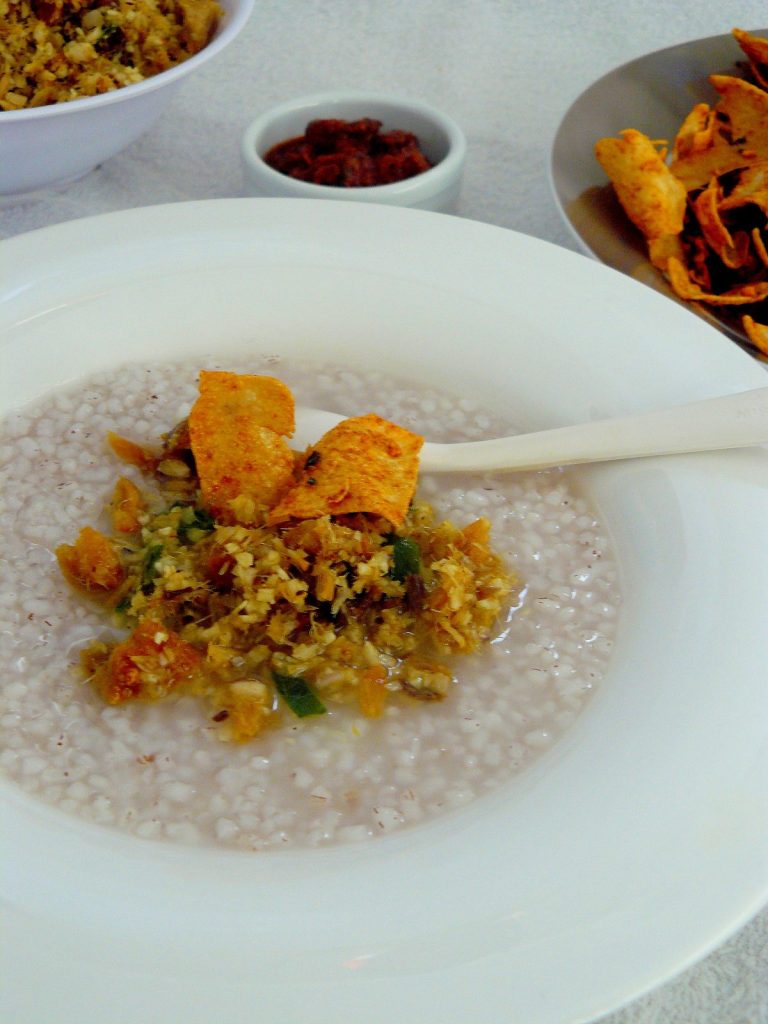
[679,233,713,288]
[692,177,752,269]
[194,370,295,435]
[673,103,716,161]
[751,226,768,266]
[595,129,687,239]
[733,28,768,90]
[188,371,296,524]
[647,232,687,273]
[268,414,424,528]
[670,76,768,190]
[719,162,768,215]
[667,256,768,304]
[742,314,768,355]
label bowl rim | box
[240,89,467,199]
[0,0,254,122]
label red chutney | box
[263,118,433,187]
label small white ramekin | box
[240,90,466,213]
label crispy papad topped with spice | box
[594,27,768,355]
[56,371,516,742]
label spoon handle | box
[419,386,768,473]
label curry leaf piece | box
[272,671,327,718]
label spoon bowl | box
[295,387,768,473]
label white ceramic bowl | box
[240,91,466,212]
[3,199,768,1024]
[0,0,253,197]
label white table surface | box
[2,1,767,1020]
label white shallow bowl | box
[0,0,253,197]
[2,199,768,1024]
[549,29,768,351]
[240,91,466,211]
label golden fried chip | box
[751,226,768,266]
[268,414,424,528]
[194,370,295,436]
[647,232,686,273]
[188,371,296,524]
[667,256,768,304]
[742,313,768,354]
[595,128,687,239]
[719,162,768,215]
[672,102,715,161]
[685,234,714,289]
[733,28,768,90]
[692,177,750,269]
[671,76,768,189]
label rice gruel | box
[0,356,621,850]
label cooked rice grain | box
[0,357,622,849]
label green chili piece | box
[390,535,421,582]
[141,543,164,593]
[177,506,215,544]
[272,671,327,718]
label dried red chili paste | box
[263,118,432,187]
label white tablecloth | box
[2,1,767,1019]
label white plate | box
[2,199,768,1024]
[549,30,768,352]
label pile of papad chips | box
[188,370,424,528]
[595,28,768,355]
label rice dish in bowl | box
[0,355,620,850]
[0,0,252,194]
[1,0,223,111]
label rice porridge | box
[0,356,621,850]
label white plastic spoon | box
[293,387,768,473]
